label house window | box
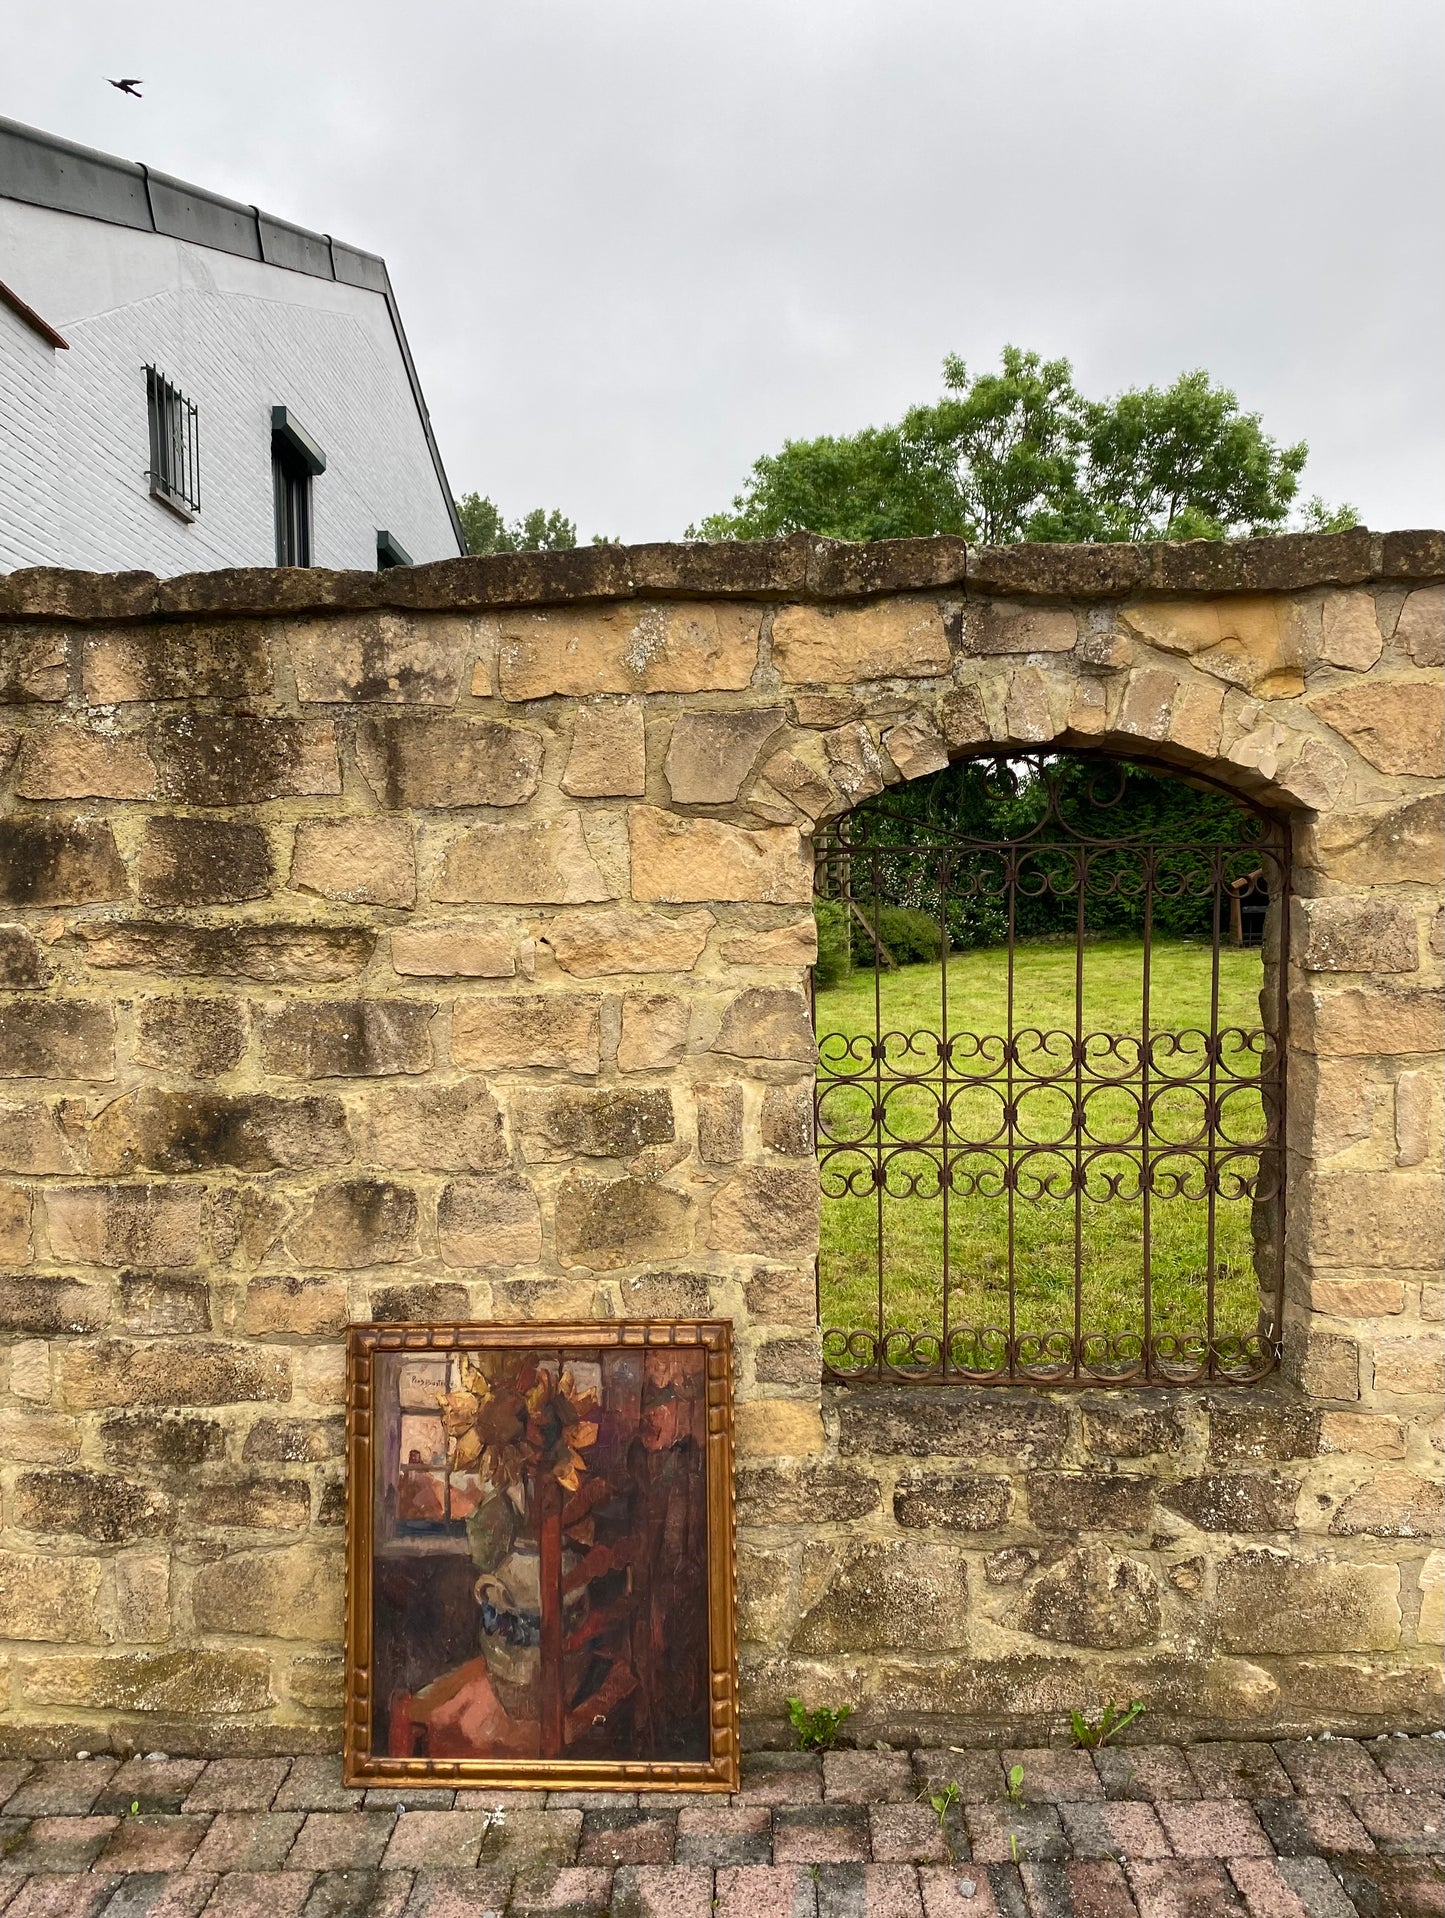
[145,366,200,518]
[271,406,326,567]
[376,530,412,570]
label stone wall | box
[0,527,1439,1755]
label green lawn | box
[815,936,1273,1374]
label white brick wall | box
[0,200,461,574]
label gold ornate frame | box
[344,1318,738,1791]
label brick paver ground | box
[0,1737,1438,1915]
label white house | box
[0,115,464,574]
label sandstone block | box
[135,997,247,1077]
[191,1545,343,1641]
[1395,1067,1434,1169]
[772,599,950,682]
[893,1473,1011,1531]
[258,1000,434,1078]
[1319,590,1384,670]
[45,1183,202,1268]
[617,992,690,1071]
[89,1087,351,1174]
[1118,666,1177,741]
[291,817,417,907]
[1330,1470,1442,1539]
[695,1083,744,1163]
[794,1539,967,1652]
[0,1407,82,1464]
[709,1166,819,1255]
[15,725,158,799]
[498,602,761,698]
[753,1334,819,1385]
[792,692,863,727]
[518,1085,674,1162]
[1006,665,1061,740]
[1278,735,1349,811]
[1419,1551,1444,1646]
[1291,1056,1377,1160]
[719,920,817,968]
[1309,677,1444,775]
[1028,1472,1155,1533]
[438,811,612,904]
[1160,1472,1299,1533]
[737,1544,796,1643]
[760,1084,814,1158]
[664,708,785,803]
[554,1172,693,1269]
[940,684,991,747]
[737,1462,881,1525]
[452,993,601,1072]
[0,818,128,905]
[1295,897,1418,974]
[0,999,114,1082]
[629,806,811,905]
[80,921,376,982]
[1281,1325,1360,1401]
[960,603,1078,655]
[356,1081,507,1170]
[242,1417,344,1464]
[712,986,816,1063]
[356,712,543,808]
[369,1281,471,1323]
[1317,1411,1406,1459]
[745,1264,815,1322]
[101,1413,225,1470]
[242,1276,349,1337]
[1313,795,1443,885]
[490,1276,599,1321]
[0,925,51,988]
[19,1645,273,1713]
[82,623,274,701]
[1120,596,1306,697]
[617,1271,711,1316]
[9,1340,51,1400]
[1306,1276,1406,1316]
[735,1398,826,1459]
[1372,1334,1444,1397]
[1299,1171,1443,1269]
[114,1553,171,1643]
[1395,584,1444,666]
[1207,1398,1319,1462]
[116,1273,210,1336]
[1218,1550,1399,1653]
[760,740,837,820]
[390,926,515,978]
[150,713,341,804]
[1066,678,1107,735]
[561,700,647,797]
[1292,986,1444,1058]
[1013,1544,1160,1650]
[0,629,68,701]
[285,1179,419,1268]
[290,612,468,704]
[0,1551,105,1642]
[1165,678,1227,758]
[1081,1402,1185,1459]
[837,1388,1069,1465]
[62,1339,290,1409]
[542,908,714,976]
[0,1277,109,1335]
[12,1469,170,1543]
[138,816,275,907]
[883,713,950,782]
[437,1174,543,1265]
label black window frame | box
[271,406,326,568]
[145,365,201,519]
[376,529,413,570]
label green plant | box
[851,904,945,968]
[926,1780,960,1861]
[1005,1762,1026,1803]
[812,900,853,990]
[786,1696,853,1752]
[1069,1700,1147,1750]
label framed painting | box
[344,1319,738,1791]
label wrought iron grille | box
[145,365,201,516]
[813,753,1287,1387]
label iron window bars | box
[145,365,200,517]
[813,753,1287,1388]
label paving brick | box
[1253,1794,1375,1857]
[1226,1855,1345,1918]
[1370,1737,1445,1794]
[1093,1750,1198,1805]
[0,1876,120,1918]
[1183,1746,1291,1802]
[716,1863,819,1918]
[96,1760,209,1816]
[288,1810,397,1870]
[1059,1801,1172,1861]
[963,1805,1067,1865]
[774,1803,871,1863]
[188,1811,306,1872]
[1018,1862,1080,1917]
[1155,1801,1271,1860]
[1349,1790,1445,1853]
[4,1757,118,1815]
[509,1865,615,1915]
[815,1862,924,1918]
[1061,1859,1141,1917]
[273,1758,362,1814]
[398,1866,512,1916]
[382,1810,491,1869]
[0,1766,33,1814]
[364,1788,456,1810]
[577,1809,676,1865]
[297,1869,387,1918]
[95,1814,209,1871]
[919,1865,1025,1918]
[1271,1738,1388,1796]
[195,1872,315,1917]
[1000,1751,1103,1804]
[869,1803,953,1864]
[1333,1853,1445,1915]
[1269,1858,1357,1918]
[182,1759,292,1813]
[913,1753,1006,1806]
[1125,1859,1246,1915]
[611,1862,716,1918]
[452,1790,546,1812]
[738,1754,824,1808]
[547,1791,638,1809]
[676,1804,771,1866]
[94,1869,220,1916]
[0,1812,118,1871]
[477,1808,580,1865]
[825,1752,916,1804]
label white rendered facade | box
[0,127,463,575]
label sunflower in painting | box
[438,1354,599,1494]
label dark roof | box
[0,114,463,554]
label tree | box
[694,348,1354,545]
[455,494,577,555]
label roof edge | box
[1,529,1439,625]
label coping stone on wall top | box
[0,527,1439,626]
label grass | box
[815,935,1272,1370]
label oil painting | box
[345,1321,737,1791]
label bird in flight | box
[105,77,144,97]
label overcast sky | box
[7,0,1442,543]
